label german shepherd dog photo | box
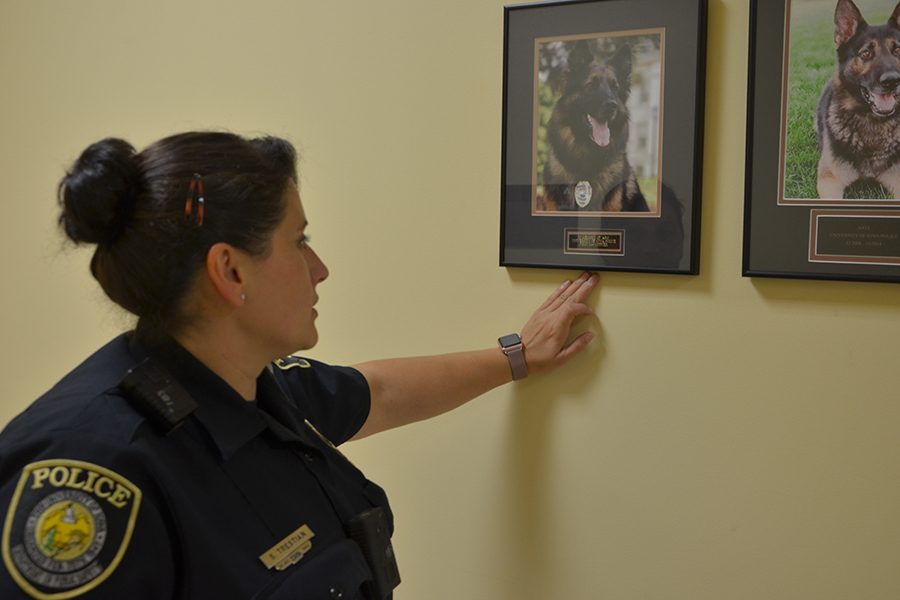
[540,40,650,212]
[816,0,900,199]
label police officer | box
[0,132,598,599]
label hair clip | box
[184,173,205,226]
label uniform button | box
[329,586,344,599]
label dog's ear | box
[566,40,594,79]
[834,0,867,46]
[609,44,633,96]
[890,0,900,30]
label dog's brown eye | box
[859,48,874,60]
[893,46,900,56]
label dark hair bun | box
[58,138,139,244]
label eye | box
[297,235,311,249]
[893,45,900,56]
[860,48,874,60]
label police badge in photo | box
[2,459,141,599]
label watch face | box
[498,333,522,348]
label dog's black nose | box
[600,100,618,117]
[879,71,900,91]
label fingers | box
[550,272,598,310]
[569,273,599,303]
[548,274,586,309]
[565,302,595,320]
[539,278,572,310]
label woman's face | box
[242,185,328,355]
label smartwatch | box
[498,333,528,380]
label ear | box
[205,242,247,308]
[835,0,866,46]
[566,40,594,79]
[890,0,900,30]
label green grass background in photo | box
[783,0,894,200]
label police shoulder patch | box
[2,459,142,599]
[273,356,311,371]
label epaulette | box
[120,358,198,434]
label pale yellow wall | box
[2,1,900,598]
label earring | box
[240,292,246,303]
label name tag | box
[259,524,315,571]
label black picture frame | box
[500,0,707,274]
[743,0,900,283]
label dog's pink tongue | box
[588,115,610,147]
[875,92,897,114]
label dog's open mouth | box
[585,114,610,147]
[861,86,898,117]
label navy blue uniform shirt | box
[0,333,394,599]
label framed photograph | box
[744,0,900,283]
[500,0,707,274]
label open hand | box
[520,272,599,376]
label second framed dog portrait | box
[500,0,707,274]
[744,0,900,283]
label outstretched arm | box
[350,273,599,440]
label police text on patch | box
[28,466,133,509]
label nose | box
[308,246,329,284]
[879,71,900,92]
[596,98,619,121]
